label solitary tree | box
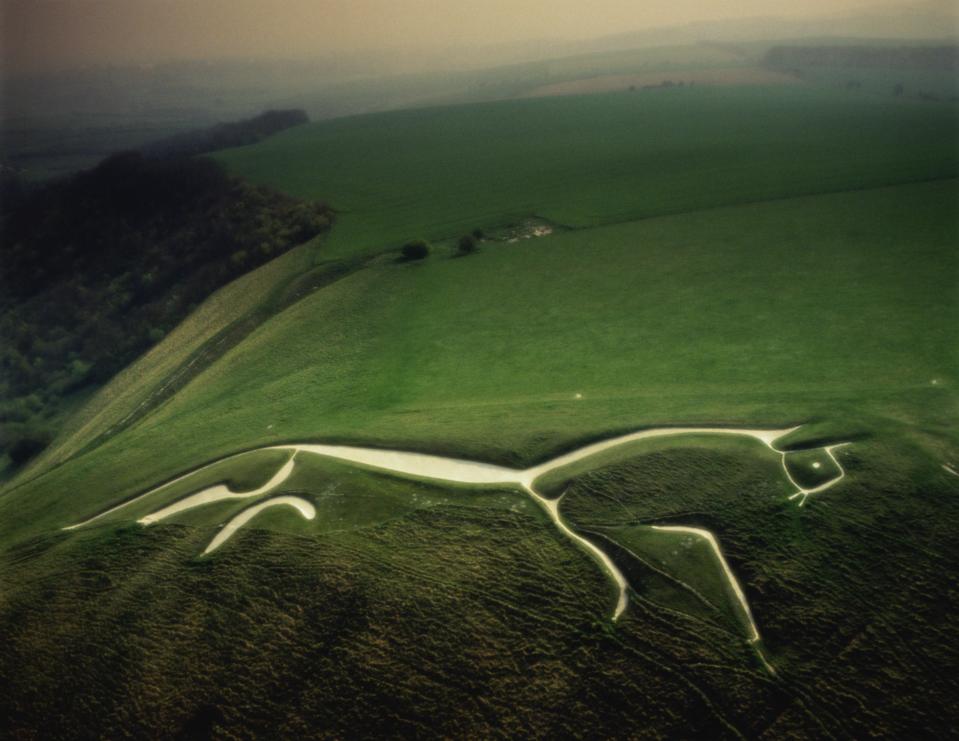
[457,234,478,256]
[401,240,430,261]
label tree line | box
[765,45,959,72]
[140,109,309,159]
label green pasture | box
[792,65,959,99]
[2,176,955,545]
[133,452,536,539]
[216,86,958,259]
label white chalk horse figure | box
[66,425,849,674]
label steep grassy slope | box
[0,502,770,739]
[3,434,956,738]
[216,86,958,259]
[20,238,349,479]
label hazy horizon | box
[3,0,957,77]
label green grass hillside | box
[2,85,957,737]
[4,177,955,537]
[216,86,958,259]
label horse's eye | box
[783,448,841,490]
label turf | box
[150,454,537,538]
[591,523,755,639]
[2,84,958,737]
[3,431,957,738]
[0,505,765,739]
[2,176,956,546]
[783,448,843,489]
[559,435,959,735]
[215,86,958,259]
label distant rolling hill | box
[215,86,957,260]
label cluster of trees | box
[400,240,431,261]
[399,229,484,262]
[140,109,309,159]
[628,81,692,93]
[457,228,485,255]
[765,44,959,72]
[457,234,478,255]
[765,45,959,102]
[0,151,331,466]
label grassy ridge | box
[216,87,958,259]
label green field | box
[2,85,958,737]
[216,86,957,259]
[4,175,955,541]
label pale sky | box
[0,0,950,74]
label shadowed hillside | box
[0,153,331,469]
